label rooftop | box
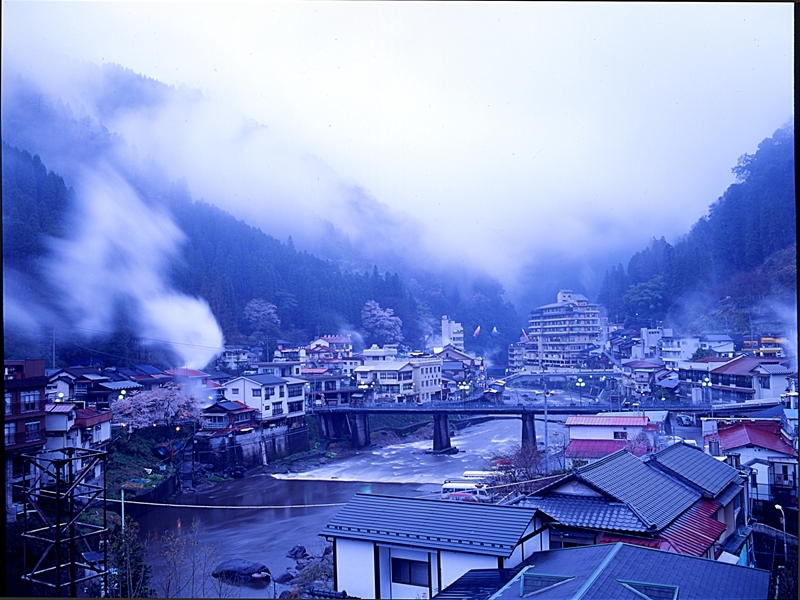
[321,494,536,557]
[464,543,770,600]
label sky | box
[1,2,795,356]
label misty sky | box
[1,2,794,296]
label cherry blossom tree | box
[361,300,404,344]
[243,298,280,332]
[111,384,200,429]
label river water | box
[135,417,566,597]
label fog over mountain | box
[1,3,794,365]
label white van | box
[461,470,497,481]
[441,480,492,502]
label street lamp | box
[537,381,555,474]
[701,374,712,418]
[576,378,586,406]
[775,504,788,564]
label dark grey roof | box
[715,481,744,507]
[135,364,166,375]
[573,450,698,530]
[515,494,648,533]
[485,543,770,600]
[320,494,536,557]
[650,442,740,496]
[238,373,285,385]
[431,569,520,600]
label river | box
[135,417,567,597]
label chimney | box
[725,452,740,468]
[709,439,721,456]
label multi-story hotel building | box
[526,290,601,370]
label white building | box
[220,373,306,427]
[42,403,112,485]
[354,356,443,403]
[441,316,465,353]
[659,334,701,369]
[321,494,544,599]
[527,290,601,370]
[361,344,399,362]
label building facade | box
[441,316,465,353]
[527,290,601,370]
[4,359,48,522]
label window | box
[272,402,284,415]
[21,391,40,412]
[5,422,16,446]
[204,415,226,429]
[613,431,627,440]
[25,421,41,442]
[279,387,285,397]
[288,385,303,397]
[759,376,770,390]
[252,389,262,397]
[288,401,303,413]
[391,558,429,587]
[4,392,11,416]
[231,388,240,395]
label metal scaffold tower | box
[21,447,108,597]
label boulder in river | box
[212,559,271,586]
[286,544,310,560]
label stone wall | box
[195,427,310,471]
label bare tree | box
[154,520,231,598]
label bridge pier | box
[521,413,536,448]
[432,414,452,452]
[350,413,370,449]
[321,413,351,440]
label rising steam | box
[45,166,224,368]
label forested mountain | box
[597,124,796,335]
[2,141,522,367]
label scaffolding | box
[21,447,108,597]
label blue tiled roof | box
[516,494,648,533]
[573,450,698,530]
[650,442,740,496]
[321,494,536,557]
[485,543,770,600]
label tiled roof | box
[650,442,741,496]
[46,403,76,413]
[596,533,676,552]
[431,569,520,600]
[710,355,783,375]
[235,373,285,385]
[621,360,662,370]
[657,500,727,557]
[575,450,698,530]
[565,439,647,459]
[708,421,797,457]
[166,368,209,377]
[754,363,794,375]
[516,494,648,533]
[321,494,536,557]
[75,408,113,426]
[566,416,648,427]
[484,543,770,600]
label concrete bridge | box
[310,398,780,453]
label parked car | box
[676,415,693,427]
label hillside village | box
[5,301,798,599]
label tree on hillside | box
[244,298,281,332]
[361,300,404,344]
